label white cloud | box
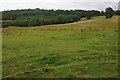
[0,0,119,11]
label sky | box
[0,0,119,11]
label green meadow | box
[2,16,118,78]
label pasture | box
[2,16,118,78]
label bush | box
[86,16,91,20]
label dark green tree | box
[101,11,105,16]
[105,7,114,19]
[86,15,91,20]
[86,12,92,20]
[114,10,120,15]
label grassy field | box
[2,16,118,78]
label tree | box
[86,12,92,20]
[101,11,105,16]
[86,15,91,20]
[114,10,120,15]
[105,7,114,19]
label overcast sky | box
[0,0,119,11]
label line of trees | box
[2,9,101,20]
[1,9,101,27]
[1,8,120,27]
[2,15,81,27]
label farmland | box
[2,16,118,78]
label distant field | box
[0,20,13,22]
[2,16,118,78]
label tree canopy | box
[1,8,120,27]
[105,7,114,19]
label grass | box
[2,16,118,78]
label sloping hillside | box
[2,16,118,78]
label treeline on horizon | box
[1,8,120,27]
